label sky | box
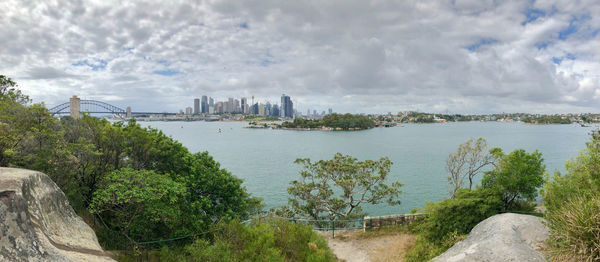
[1,0,600,114]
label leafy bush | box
[482,149,545,211]
[418,188,502,244]
[158,218,335,262]
[545,194,600,261]
[543,131,600,261]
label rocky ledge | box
[432,213,549,262]
[0,167,114,262]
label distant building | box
[228,98,234,113]
[209,97,214,108]
[194,98,200,114]
[328,108,333,114]
[201,96,208,114]
[241,97,247,114]
[271,104,280,117]
[185,107,193,116]
[126,106,131,118]
[216,102,223,113]
[281,94,293,118]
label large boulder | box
[0,167,115,262]
[432,213,549,262]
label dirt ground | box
[318,229,417,262]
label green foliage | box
[545,194,600,261]
[281,113,375,130]
[482,149,545,211]
[90,168,186,244]
[158,219,335,262]
[418,188,502,245]
[522,115,572,124]
[543,131,600,261]
[446,138,498,198]
[405,232,466,262]
[285,153,402,221]
[0,79,262,251]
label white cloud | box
[0,0,599,114]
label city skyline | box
[1,1,600,114]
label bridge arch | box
[49,100,126,116]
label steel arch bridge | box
[49,100,126,116]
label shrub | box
[418,188,502,244]
[545,194,600,261]
[158,218,335,262]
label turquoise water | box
[141,121,594,216]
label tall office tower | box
[271,104,279,117]
[328,108,333,114]
[241,97,247,114]
[194,98,200,114]
[280,94,293,118]
[313,110,317,117]
[258,103,265,116]
[209,97,214,108]
[201,96,208,114]
[234,99,240,113]
[227,98,234,113]
[223,101,230,113]
[265,102,272,116]
[216,102,223,113]
[307,109,311,118]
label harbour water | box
[141,121,595,216]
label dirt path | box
[318,229,416,262]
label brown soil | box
[318,229,417,262]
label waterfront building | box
[234,99,240,113]
[281,94,293,118]
[201,96,208,114]
[271,104,280,117]
[185,107,192,116]
[194,98,200,114]
[209,97,214,108]
[216,102,223,113]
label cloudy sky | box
[1,0,599,114]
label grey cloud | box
[1,0,599,114]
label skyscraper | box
[280,94,293,119]
[241,97,247,114]
[194,98,200,114]
[201,96,208,114]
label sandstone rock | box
[432,213,549,262]
[0,167,115,262]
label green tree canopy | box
[284,153,402,221]
[482,149,545,211]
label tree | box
[285,153,402,221]
[90,168,186,243]
[482,149,545,211]
[0,75,29,104]
[446,138,499,198]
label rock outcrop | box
[432,213,549,262]
[0,167,115,262]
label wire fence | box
[93,210,541,255]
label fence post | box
[331,220,335,238]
